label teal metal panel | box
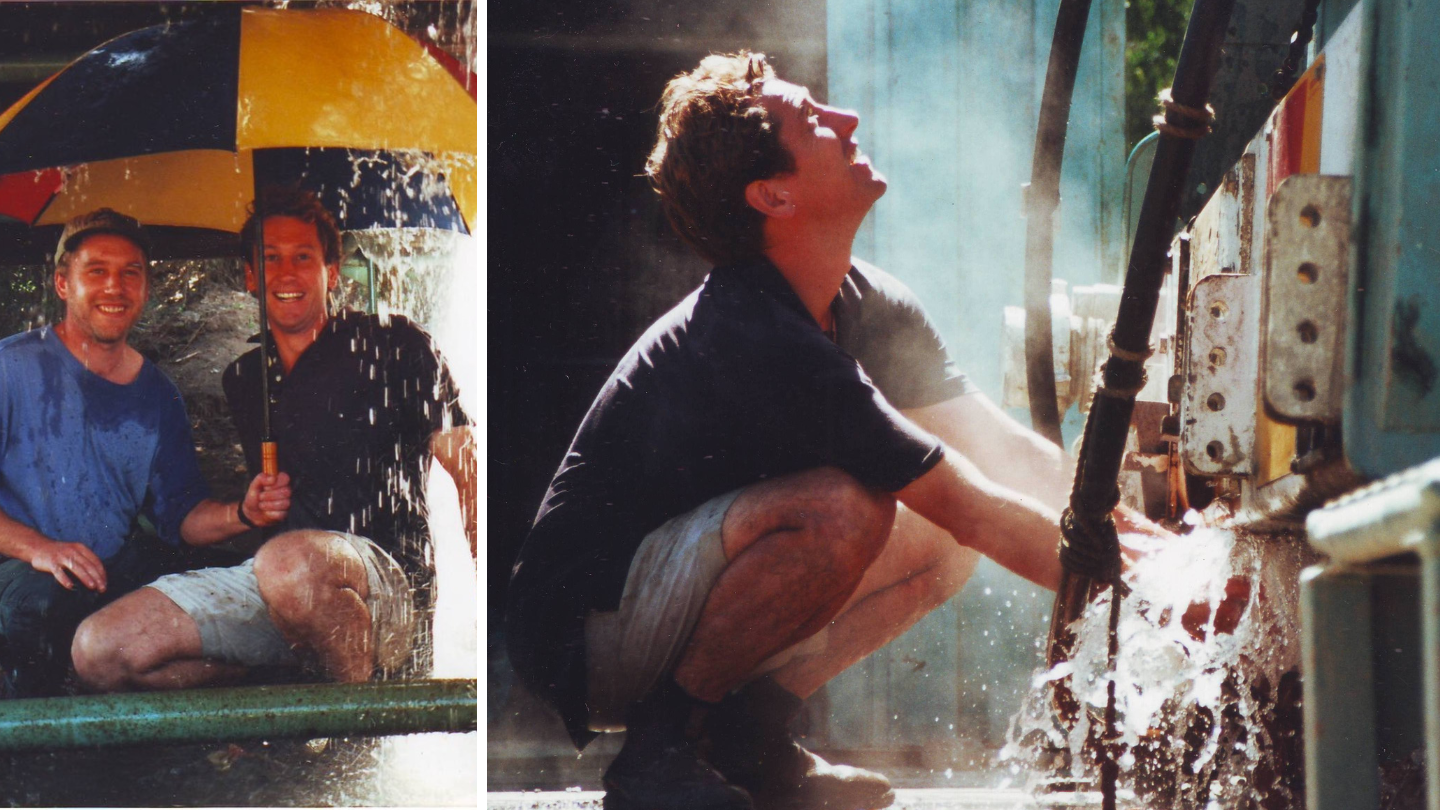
[1369,571,1425,765]
[825,0,1123,753]
[1301,566,1380,810]
[1345,0,1440,478]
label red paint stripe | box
[1269,86,1307,196]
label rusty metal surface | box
[1182,274,1261,476]
[1262,175,1351,423]
[1187,151,1257,284]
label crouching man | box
[505,53,1167,810]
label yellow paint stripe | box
[1299,55,1326,174]
[1254,408,1298,485]
[237,8,476,153]
[37,150,252,232]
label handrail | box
[0,678,477,752]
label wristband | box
[237,502,259,530]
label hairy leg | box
[72,587,246,692]
[672,467,897,702]
[768,504,977,698]
[253,531,372,682]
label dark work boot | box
[704,676,894,810]
[602,677,755,810]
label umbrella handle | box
[262,441,279,477]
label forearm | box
[983,427,1074,514]
[906,394,1074,513]
[0,507,56,563]
[432,426,478,560]
[178,499,248,547]
[898,452,1063,590]
[461,486,477,560]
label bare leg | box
[253,531,372,682]
[672,467,897,702]
[72,587,247,692]
[769,504,977,698]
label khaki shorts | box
[584,489,830,731]
[148,532,415,677]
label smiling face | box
[245,215,338,339]
[756,79,888,223]
[54,233,149,346]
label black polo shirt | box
[223,312,469,600]
[506,258,974,747]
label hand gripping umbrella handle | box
[261,442,279,477]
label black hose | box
[1042,1,1239,806]
[1071,0,1237,529]
[1023,0,1094,447]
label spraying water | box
[1002,523,1312,808]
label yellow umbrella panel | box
[0,6,476,231]
[33,148,474,236]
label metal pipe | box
[1306,456,1440,810]
[1425,552,1440,810]
[366,255,378,315]
[0,679,477,752]
[1022,0,1094,447]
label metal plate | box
[1262,175,1351,423]
[1188,153,1257,281]
[1182,274,1261,475]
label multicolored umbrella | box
[0,5,476,237]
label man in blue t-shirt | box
[0,209,291,698]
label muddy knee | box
[254,531,367,636]
[72,612,133,691]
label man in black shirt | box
[507,53,1161,810]
[72,187,476,689]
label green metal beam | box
[0,679,476,752]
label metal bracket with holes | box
[1182,274,1261,476]
[1262,175,1351,423]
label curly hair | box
[645,51,795,266]
[240,185,343,267]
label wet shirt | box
[506,258,974,746]
[222,312,468,594]
[0,327,211,560]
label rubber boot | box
[704,676,894,810]
[602,676,755,810]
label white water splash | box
[1002,525,1314,807]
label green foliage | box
[1126,0,1196,151]
[0,265,55,338]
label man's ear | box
[327,263,340,291]
[745,178,795,219]
[53,267,69,301]
[243,261,258,294]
